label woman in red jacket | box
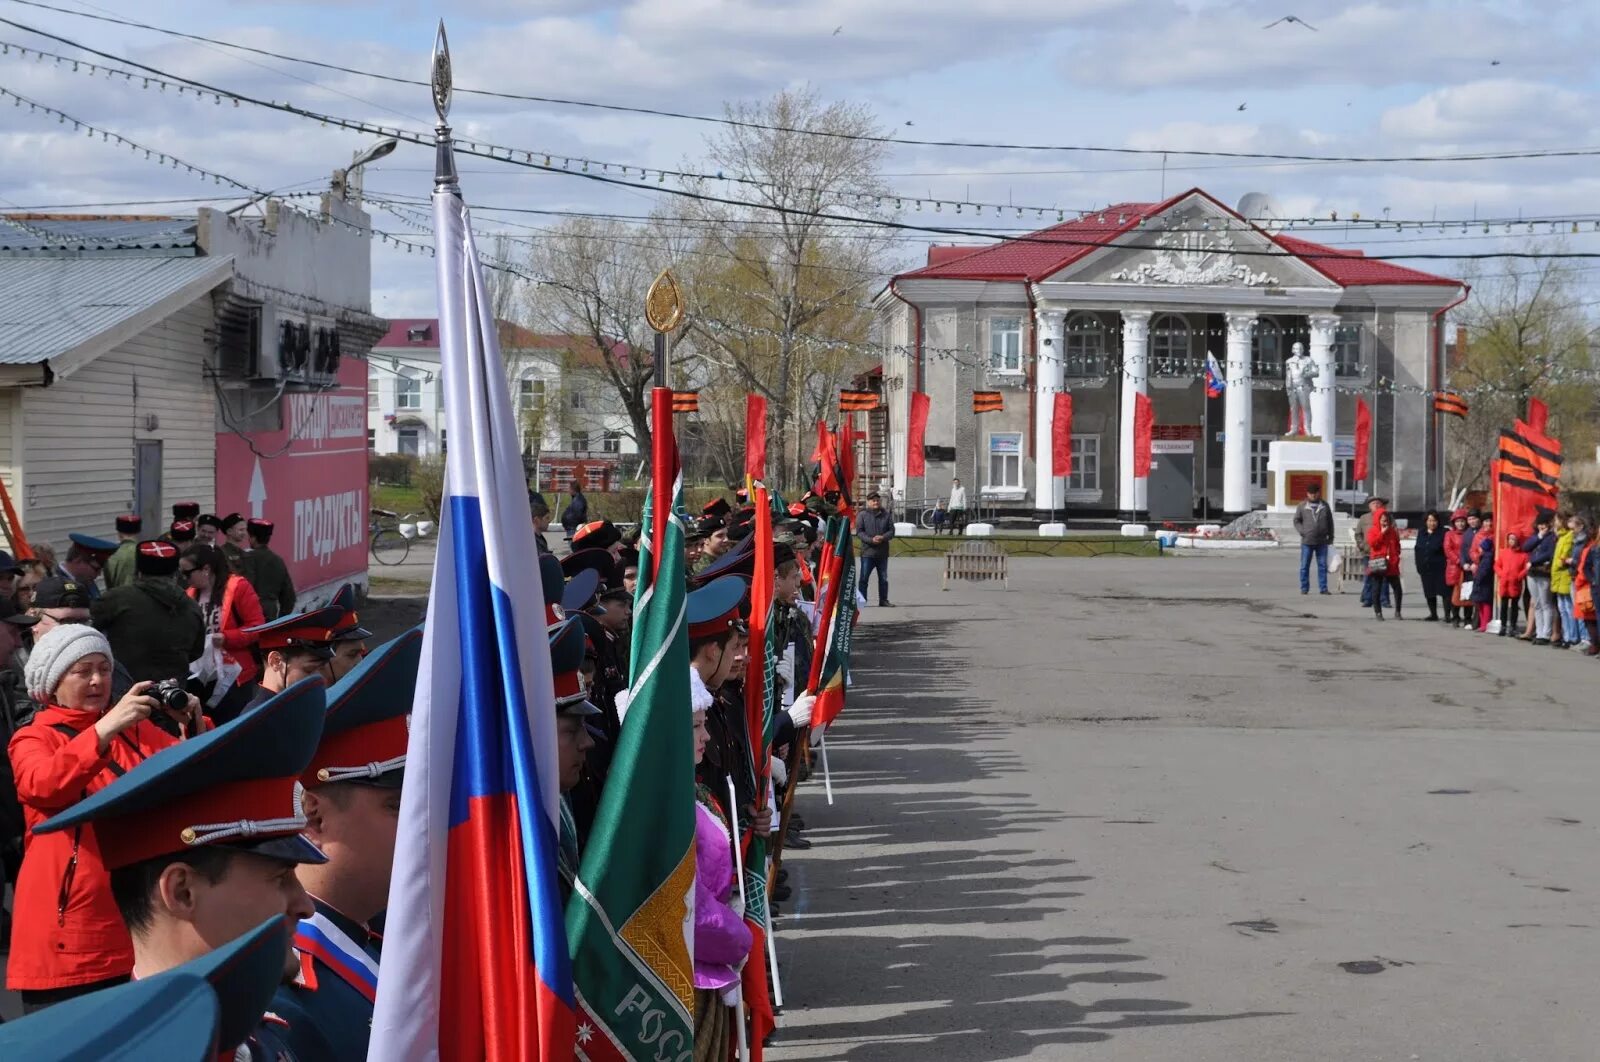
[5,623,202,1011]
[1442,509,1468,627]
[181,543,265,723]
[1366,510,1404,621]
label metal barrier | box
[942,540,1009,590]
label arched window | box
[1064,312,1105,377]
[1252,318,1282,375]
[1149,314,1191,375]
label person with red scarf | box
[5,624,203,1011]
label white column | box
[1222,311,1256,513]
[1033,309,1066,514]
[1308,314,1339,443]
[1118,310,1151,513]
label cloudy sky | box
[2,0,1597,314]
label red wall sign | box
[214,358,369,598]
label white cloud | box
[1379,80,1594,143]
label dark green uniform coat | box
[101,539,138,590]
[90,576,206,683]
[242,546,297,621]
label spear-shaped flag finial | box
[430,21,452,123]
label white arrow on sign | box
[248,457,268,519]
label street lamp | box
[331,138,399,203]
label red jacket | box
[1443,528,1465,585]
[188,574,265,685]
[5,705,182,989]
[1366,521,1401,574]
[1496,541,1529,598]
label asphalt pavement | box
[769,551,1600,1061]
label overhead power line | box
[5,0,1600,167]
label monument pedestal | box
[1266,437,1335,514]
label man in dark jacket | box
[90,540,205,684]
[1293,481,1335,595]
[239,518,296,621]
[855,493,895,607]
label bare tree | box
[1450,252,1599,495]
[679,87,891,488]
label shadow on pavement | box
[774,619,1284,1060]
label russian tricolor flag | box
[368,131,575,1059]
[1205,352,1226,398]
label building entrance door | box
[1147,440,1194,522]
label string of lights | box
[9,32,1600,242]
[10,0,1600,168]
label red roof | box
[897,188,1460,288]
[1270,234,1460,287]
[372,318,630,365]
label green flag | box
[568,387,695,1061]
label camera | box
[150,679,190,713]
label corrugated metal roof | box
[0,215,197,255]
[0,255,231,366]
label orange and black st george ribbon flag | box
[671,390,699,414]
[1497,423,1561,499]
[1433,392,1469,419]
[972,391,1004,413]
[838,390,879,412]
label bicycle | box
[369,508,410,566]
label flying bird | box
[1263,15,1318,30]
[1490,58,1501,65]
[832,25,842,35]
[1237,102,1247,111]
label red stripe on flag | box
[1132,392,1153,478]
[649,387,676,584]
[1353,399,1372,482]
[1051,392,1074,473]
[906,391,930,478]
[441,794,573,1062]
[744,394,768,484]
[742,923,775,1061]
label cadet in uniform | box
[0,918,293,1062]
[322,584,373,682]
[196,514,222,548]
[219,514,248,572]
[242,518,297,621]
[240,604,345,711]
[101,514,142,590]
[33,680,331,1059]
[549,618,601,901]
[272,629,423,1061]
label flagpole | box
[724,777,752,1062]
[818,729,835,805]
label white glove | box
[787,692,816,729]
[771,755,788,788]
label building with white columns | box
[874,189,1466,519]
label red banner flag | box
[1051,392,1074,474]
[906,392,930,478]
[839,416,857,503]
[1527,397,1550,435]
[1132,392,1153,478]
[1354,398,1372,483]
[744,394,767,485]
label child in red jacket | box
[1495,532,1528,637]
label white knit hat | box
[25,623,114,702]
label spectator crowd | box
[1294,488,1599,647]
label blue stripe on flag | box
[445,493,574,1002]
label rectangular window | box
[1067,434,1100,491]
[367,429,376,449]
[1333,435,1357,491]
[988,316,1022,373]
[1333,324,1362,376]
[440,429,448,455]
[397,427,419,456]
[570,388,587,410]
[988,432,1022,488]
[1250,436,1273,489]
[602,431,622,454]
[394,375,421,410]
[520,377,545,410]
[570,430,590,452]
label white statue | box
[1284,341,1315,436]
